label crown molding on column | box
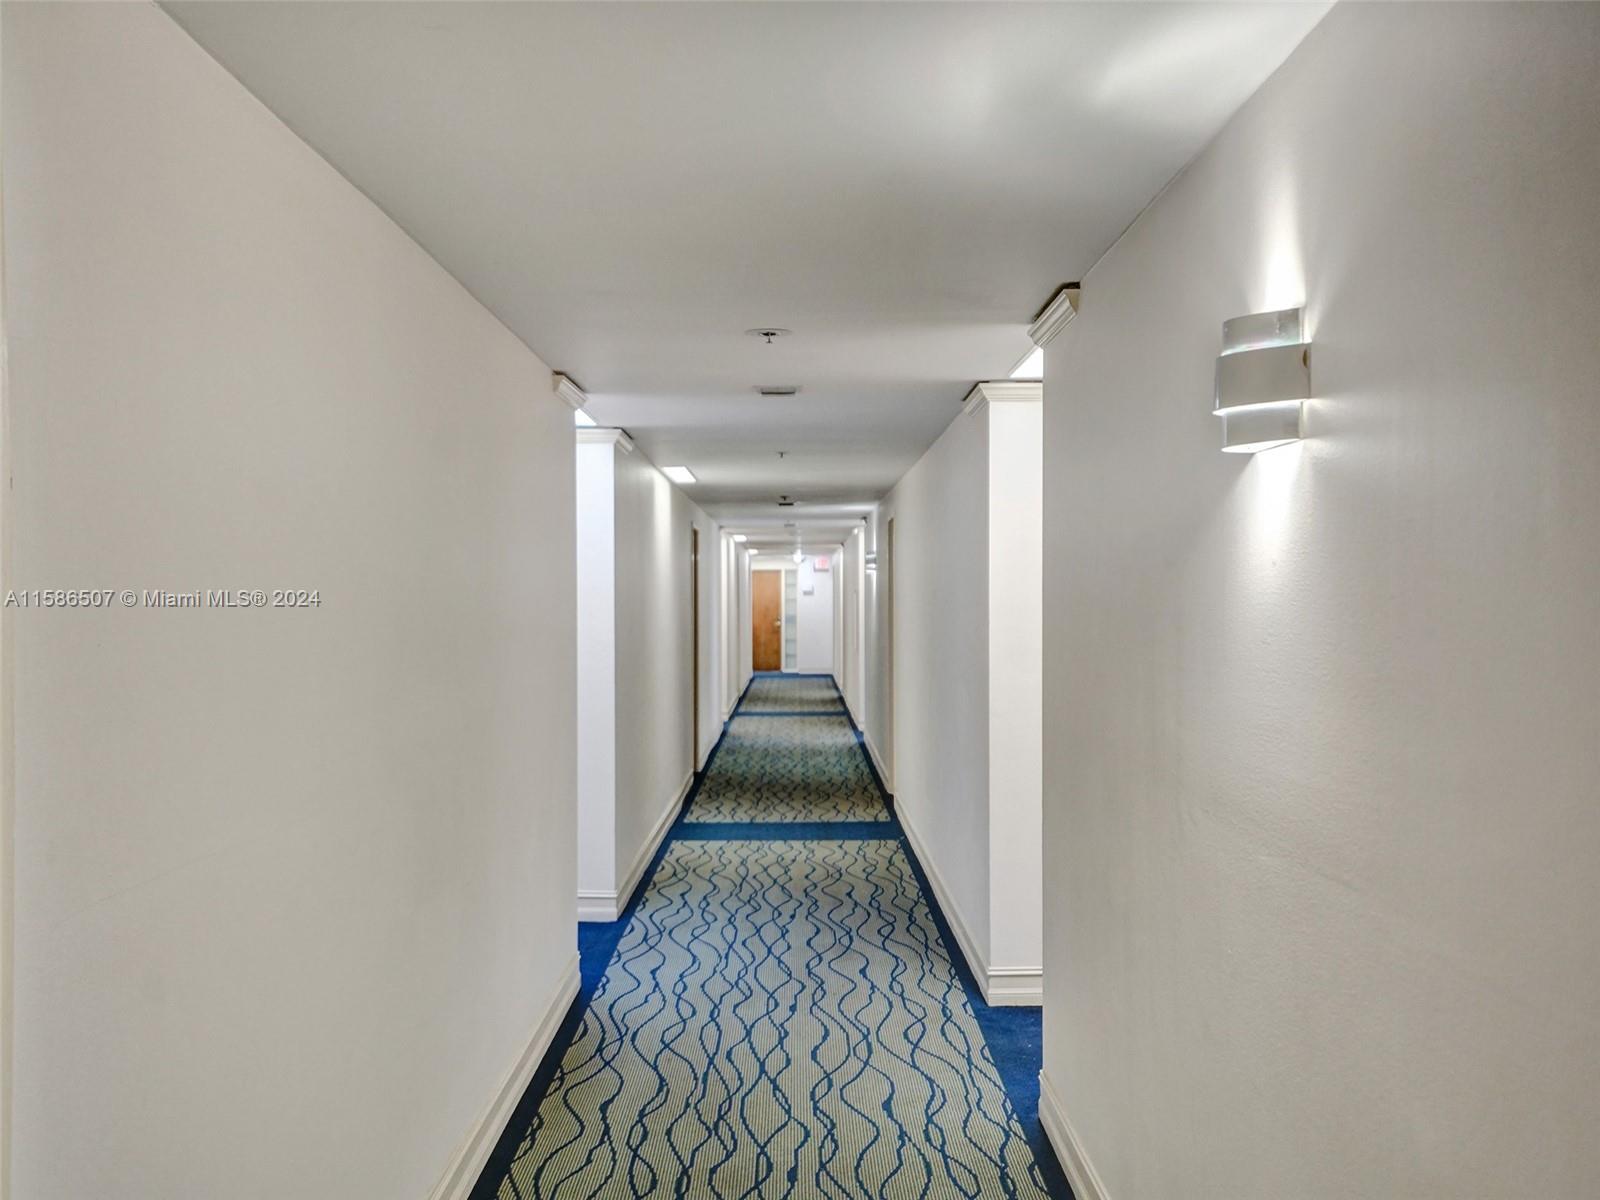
[1027,283,1081,348]
[962,379,1043,417]
[552,372,588,411]
[576,427,634,454]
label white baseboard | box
[984,965,1044,1007]
[863,732,892,794]
[575,890,619,923]
[575,772,691,922]
[1038,1070,1111,1200]
[898,803,1041,1007]
[427,954,580,1200]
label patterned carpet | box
[686,716,889,824]
[473,674,1062,1200]
[737,674,848,714]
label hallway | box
[474,676,1062,1199]
[7,4,1600,1198]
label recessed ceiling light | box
[1010,346,1044,379]
[732,534,747,543]
[661,466,696,485]
[573,409,596,427]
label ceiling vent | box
[756,385,801,397]
[777,495,797,508]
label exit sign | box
[815,556,830,571]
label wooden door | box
[752,571,782,670]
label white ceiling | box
[165,0,1327,541]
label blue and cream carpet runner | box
[475,674,1062,1200]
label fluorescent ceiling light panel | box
[662,466,696,484]
[1010,346,1044,379]
[573,409,596,427]
[732,533,747,543]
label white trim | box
[1028,284,1080,348]
[575,427,634,454]
[984,965,1043,1006]
[427,954,580,1200]
[963,379,1043,417]
[575,889,621,923]
[552,371,587,411]
[863,731,892,795]
[899,801,1041,1006]
[1038,1070,1112,1200]
[576,772,691,922]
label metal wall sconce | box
[1214,307,1309,453]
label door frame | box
[750,564,785,673]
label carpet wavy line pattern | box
[475,673,1062,1200]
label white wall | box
[866,393,1044,1004]
[575,435,718,920]
[721,533,740,718]
[795,555,834,674]
[838,529,867,723]
[587,443,714,918]
[878,409,992,974]
[864,512,894,790]
[2,6,577,1198]
[737,547,753,696]
[985,397,1043,984]
[574,437,619,907]
[1040,5,1600,1198]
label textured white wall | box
[1041,5,1600,1197]
[611,451,709,887]
[795,555,834,674]
[986,399,1043,979]
[882,409,991,968]
[839,529,867,723]
[576,439,715,915]
[737,548,753,696]
[3,5,577,1197]
[575,439,618,904]
[864,510,894,790]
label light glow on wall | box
[662,466,695,484]
[1259,162,1305,317]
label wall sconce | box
[1214,307,1309,453]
